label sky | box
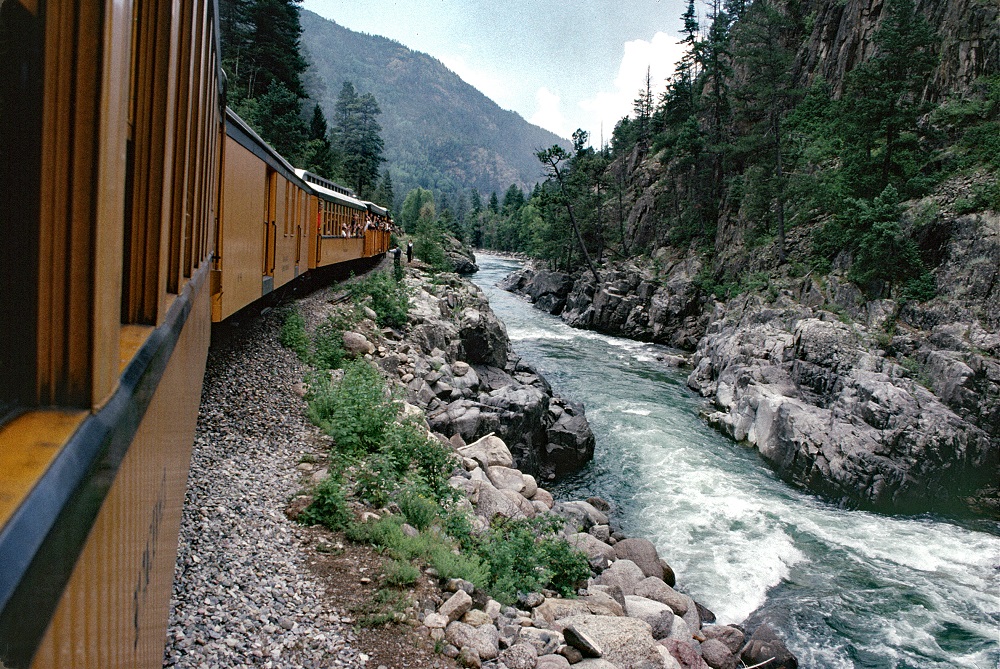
[301,0,693,143]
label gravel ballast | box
[163,313,366,669]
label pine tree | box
[236,80,307,163]
[842,0,937,196]
[731,0,801,262]
[334,83,385,198]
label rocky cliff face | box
[499,247,708,350]
[795,0,998,99]
[392,272,594,479]
[502,207,1000,516]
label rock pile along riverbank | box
[287,262,798,669]
[498,211,1000,518]
[414,431,797,669]
[166,259,798,669]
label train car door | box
[263,167,277,293]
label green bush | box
[397,486,439,531]
[902,272,936,302]
[413,218,449,272]
[474,516,589,605]
[350,271,410,328]
[428,545,489,589]
[383,560,420,586]
[279,310,310,361]
[299,475,351,530]
[312,316,346,370]
[307,360,398,456]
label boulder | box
[660,639,709,669]
[574,660,619,669]
[700,625,744,655]
[516,627,563,656]
[595,559,646,596]
[562,615,665,669]
[614,538,663,579]
[457,646,481,668]
[500,643,539,669]
[535,655,572,669]
[474,482,527,520]
[462,610,493,627]
[740,624,797,669]
[446,621,500,661]
[699,638,737,669]
[634,577,689,616]
[522,474,539,498]
[488,465,527,493]
[458,434,515,469]
[458,307,508,368]
[342,331,375,356]
[439,590,473,622]
[553,501,608,532]
[544,400,596,475]
[624,595,675,639]
[533,594,623,623]
[567,533,616,567]
[531,488,555,509]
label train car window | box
[0,0,44,419]
[122,0,183,324]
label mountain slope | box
[300,10,568,201]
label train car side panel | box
[30,269,211,669]
[218,136,267,320]
[272,175,296,290]
[318,237,366,267]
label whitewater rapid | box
[471,254,1000,669]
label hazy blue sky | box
[302,0,693,142]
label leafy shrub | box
[383,560,420,586]
[279,310,310,361]
[473,516,589,605]
[299,475,351,530]
[307,360,398,455]
[397,486,439,531]
[539,537,592,597]
[349,271,410,328]
[312,316,346,370]
[429,546,489,589]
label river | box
[470,254,999,669]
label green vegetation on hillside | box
[299,9,570,215]
[475,0,998,302]
[219,0,390,201]
[277,287,589,609]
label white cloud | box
[577,32,686,146]
[528,87,571,139]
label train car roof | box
[225,108,308,189]
[298,178,368,210]
[362,201,389,217]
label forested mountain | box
[299,10,569,207]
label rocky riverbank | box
[295,263,798,669]
[497,210,1000,517]
[410,431,797,669]
[388,271,595,480]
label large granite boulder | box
[561,615,666,669]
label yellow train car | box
[0,0,223,667]
[213,112,313,322]
[0,2,391,668]
[296,169,369,268]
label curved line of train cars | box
[0,1,390,666]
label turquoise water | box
[472,254,1000,669]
